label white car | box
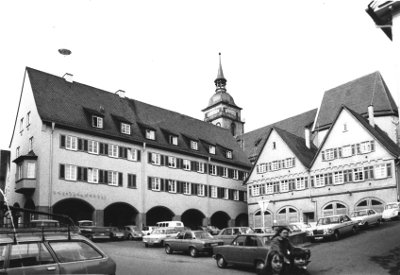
[289,222,313,232]
[310,214,358,241]
[142,227,181,247]
[350,209,382,228]
[382,202,400,221]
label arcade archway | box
[211,211,230,229]
[181,209,205,229]
[146,206,174,226]
[53,198,94,223]
[104,202,138,226]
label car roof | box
[31,219,59,222]
[0,232,86,244]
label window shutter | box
[104,171,109,184]
[191,161,196,171]
[83,140,88,151]
[83,168,88,181]
[338,148,342,158]
[239,191,244,201]
[132,175,137,188]
[311,177,314,187]
[148,177,152,189]
[148,152,152,163]
[321,151,325,161]
[119,147,124,159]
[351,144,356,155]
[217,166,222,176]
[209,185,212,197]
[348,170,353,182]
[59,164,65,179]
[292,158,295,167]
[160,179,164,191]
[104,144,108,155]
[228,169,234,178]
[208,164,212,175]
[99,170,104,183]
[77,167,82,181]
[160,155,165,166]
[305,178,309,188]
[204,185,208,196]
[371,140,375,151]
[99,143,104,154]
[137,150,141,161]
[229,189,234,200]
[239,171,244,180]
[356,144,361,154]
[387,163,392,177]
[191,183,197,195]
[204,163,208,173]
[119,172,123,186]
[60,135,66,148]
[333,148,338,159]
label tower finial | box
[215,52,227,92]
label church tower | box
[202,53,244,136]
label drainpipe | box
[48,122,55,213]
[206,157,211,226]
[141,142,146,226]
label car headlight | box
[324,228,333,234]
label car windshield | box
[317,216,340,225]
[79,222,93,226]
[385,203,399,210]
[152,229,165,234]
[194,232,213,239]
[351,210,368,217]
[239,228,253,233]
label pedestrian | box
[256,250,286,275]
[284,247,311,275]
[269,227,294,264]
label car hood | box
[314,224,337,230]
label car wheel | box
[216,255,227,268]
[376,219,381,226]
[189,247,198,258]
[333,231,340,241]
[160,240,164,247]
[165,245,173,254]
[364,222,368,228]
[128,234,133,240]
[255,260,265,272]
[144,243,149,248]
[352,226,358,235]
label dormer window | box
[92,116,103,129]
[146,129,155,140]
[273,142,276,149]
[226,150,232,159]
[190,140,198,150]
[209,145,216,154]
[121,123,131,135]
[169,135,178,146]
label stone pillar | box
[228,219,236,227]
[172,215,181,221]
[202,217,210,226]
[36,206,51,220]
[136,212,146,230]
[93,210,104,226]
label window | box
[222,167,228,177]
[360,141,374,154]
[128,174,136,188]
[17,164,23,181]
[26,111,31,127]
[271,161,280,171]
[197,162,205,173]
[88,168,98,183]
[258,163,267,174]
[121,123,131,135]
[210,165,217,175]
[198,184,205,196]
[272,142,276,149]
[190,140,198,150]
[334,171,344,184]
[168,180,176,193]
[343,169,353,183]
[150,153,161,165]
[353,167,364,182]
[151,177,160,191]
[209,145,216,154]
[315,174,325,187]
[224,189,229,199]
[108,144,118,158]
[9,243,55,268]
[49,241,102,263]
[233,169,239,180]
[88,140,99,154]
[266,182,274,194]
[182,182,191,194]
[16,147,20,158]
[27,163,36,179]
[92,116,103,128]
[374,164,387,179]
[65,165,77,181]
[108,171,118,186]
[341,145,352,158]
[252,185,260,196]
[128,149,138,161]
[211,186,217,198]
[233,190,239,201]
[145,129,155,140]
[169,135,178,145]
[19,117,24,132]
[29,137,33,151]
[325,149,335,161]
[66,136,78,151]
[168,156,177,168]
[226,150,232,159]
[286,158,294,168]
[280,180,289,192]
[295,178,306,190]
[183,160,191,170]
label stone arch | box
[104,202,139,227]
[53,198,94,223]
[354,197,385,213]
[210,211,230,229]
[322,201,349,216]
[181,209,205,229]
[235,213,248,226]
[276,205,299,223]
[146,206,175,226]
[253,209,273,227]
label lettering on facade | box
[53,191,106,200]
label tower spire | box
[214,53,227,93]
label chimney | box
[63,73,73,83]
[305,128,311,149]
[115,89,125,98]
[368,105,375,127]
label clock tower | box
[202,53,244,136]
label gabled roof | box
[314,71,398,131]
[310,105,400,167]
[26,67,251,168]
[236,109,317,162]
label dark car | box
[164,230,224,257]
[110,226,125,240]
[78,220,111,241]
[0,230,116,274]
[212,234,271,271]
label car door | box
[341,215,353,233]
[171,232,185,251]
[5,242,60,275]
[219,228,233,244]
[226,235,247,264]
[181,231,194,252]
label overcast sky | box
[0,0,396,150]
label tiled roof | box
[236,109,317,161]
[274,127,318,169]
[26,67,251,168]
[314,71,398,131]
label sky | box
[0,0,397,150]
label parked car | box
[123,225,143,240]
[110,226,125,240]
[216,227,254,244]
[0,229,116,274]
[272,223,301,233]
[252,227,274,235]
[206,226,220,235]
[77,220,111,241]
[289,222,313,232]
[143,227,182,247]
[310,214,358,241]
[351,209,382,228]
[142,226,156,236]
[164,230,224,257]
[29,219,60,228]
[382,202,400,221]
[212,234,271,272]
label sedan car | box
[164,230,224,257]
[143,227,182,247]
[351,209,382,228]
[212,234,271,272]
[382,202,400,221]
[124,225,143,240]
[110,226,125,240]
[216,227,254,244]
[311,214,358,241]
